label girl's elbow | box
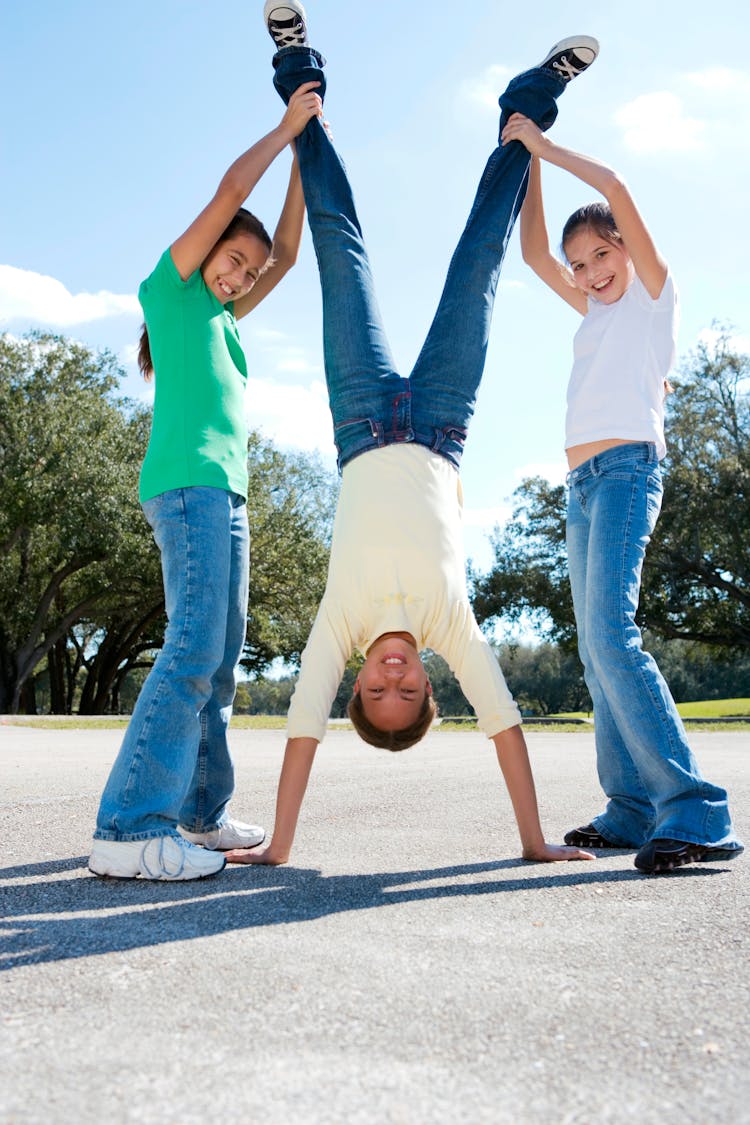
[272,245,299,273]
[604,173,630,206]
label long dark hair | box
[138,207,273,379]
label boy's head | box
[347,633,437,751]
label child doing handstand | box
[228,5,602,868]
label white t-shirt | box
[286,443,521,743]
[565,273,678,459]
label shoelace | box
[269,17,306,48]
[551,54,583,82]
[141,836,186,879]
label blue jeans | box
[566,444,742,850]
[272,47,566,471]
[94,486,249,841]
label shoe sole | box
[88,860,226,880]
[541,36,600,64]
[564,824,631,849]
[179,828,266,851]
[88,865,226,880]
[636,844,744,875]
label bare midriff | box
[566,438,641,471]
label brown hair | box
[138,207,273,379]
[347,690,438,752]
[561,201,622,263]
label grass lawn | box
[3,700,749,731]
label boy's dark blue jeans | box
[273,46,565,472]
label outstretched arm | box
[170,82,323,283]
[492,726,594,862]
[226,737,319,865]
[503,113,668,300]
[519,155,587,313]
[234,154,305,318]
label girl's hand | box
[225,845,288,866]
[522,843,596,863]
[501,113,547,155]
[280,81,323,140]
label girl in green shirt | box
[89,81,325,881]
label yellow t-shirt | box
[287,443,521,741]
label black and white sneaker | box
[539,36,599,82]
[264,0,309,49]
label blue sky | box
[3,0,749,578]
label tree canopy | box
[0,332,336,714]
[471,333,750,655]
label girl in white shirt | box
[504,112,743,875]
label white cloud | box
[614,92,706,154]
[462,503,512,529]
[245,376,334,456]
[512,459,568,487]
[685,67,750,95]
[0,265,140,326]
[456,64,513,115]
[244,321,323,378]
[120,342,139,368]
[697,326,750,355]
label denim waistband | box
[567,442,658,485]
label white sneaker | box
[178,817,266,851]
[264,0,309,49]
[88,836,226,880]
[539,36,599,82]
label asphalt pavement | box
[1,722,748,1125]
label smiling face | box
[354,632,432,732]
[201,231,271,304]
[564,226,635,305]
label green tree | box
[242,433,337,675]
[472,334,750,655]
[78,432,337,713]
[497,642,590,715]
[0,332,147,713]
[0,332,337,713]
[471,476,573,646]
[643,332,750,647]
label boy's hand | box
[522,843,596,863]
[225,845,288,866]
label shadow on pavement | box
[0,855,724,970]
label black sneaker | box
[264,0,309,49]
[539,36,599,82]
[635,837,745,875]
[564,823,629,849]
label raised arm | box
[492,726,594,863]
[227,736,319,865]
[233,154,305,318]
[504,113,668,300]
[519,155,587,313]
[170,82,323,282]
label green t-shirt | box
[138,248,249,502]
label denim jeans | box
[566,443,742,850]
[94,486,249,840]
[272,47,566,471]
